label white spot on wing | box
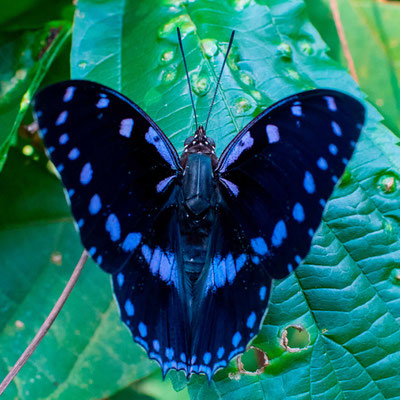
[120,118,134,138]
[220,131,254,173]
[266,124,280,143]
[291,105,302,116]
[145,127,175,168]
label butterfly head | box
[180,125,217,168]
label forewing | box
[216,89,365,279]
[33,80,181,273]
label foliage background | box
[0,0,399,399]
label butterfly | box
[32,29,365,380]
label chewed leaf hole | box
[51,251,62,266]
[236,346,269,375]
[377,173,399,195]
[280,325,310,352]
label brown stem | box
[0,250,88,396]
[329,0,359,83]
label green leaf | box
[71,0,400,397]
[2,0,400,398]
[0,147,159,400]
[0,22,71,172]
[0,0,73,28]
[306,0,400,137]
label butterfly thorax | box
[180,125,218,169]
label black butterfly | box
[32,30,365,380]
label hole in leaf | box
[236,346,269,375]
[377,173,399,194]
[51,251,62,266]
[280,325,310,352]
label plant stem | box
[329,0,359,83]
[0,250,88,396]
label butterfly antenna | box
[205,30,235,131]
[177,27,198,130]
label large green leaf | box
[306,0,400,137]
[1,0,399,399]
[71,0,400,398]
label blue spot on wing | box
[105,214,121,242]
[271,220,287,247]
[251,237,268,255]
[122,232,141,252]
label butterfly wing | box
[33,80,192,373]
[216,89,365,279]
[189,89,365,376]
